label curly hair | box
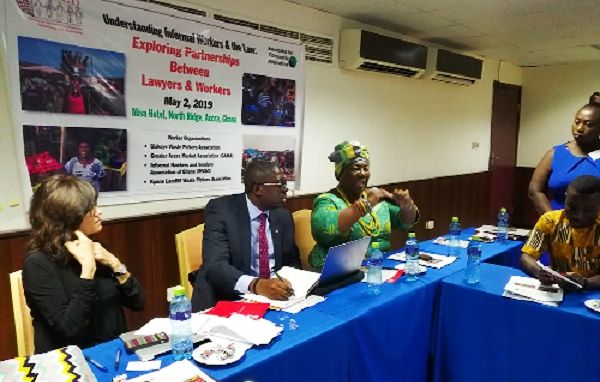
[27,174,97,263]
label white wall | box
[0,0,521,231]
[517,61,600,167]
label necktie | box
[258,212,270,279]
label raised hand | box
[365,187,392,208]
[93,242,121,272]
[392,188,415,209]
[65,230,96,278]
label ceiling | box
[285,0,600,66]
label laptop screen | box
[318,237,371,285]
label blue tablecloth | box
[85,309,350,382]
[432,263,600,382]
[85,230,525,382]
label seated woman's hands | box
[366,187,416,210]
[93,242,122,273]
[365,187,393,208]
[392,188,416,209]
[65,230,96,279]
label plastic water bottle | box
[465,237,482,284]
[170,285,193,360]
[448,217,462,256]
[405,232,419,282]
[366,242,383,295]
[497,207,509,243]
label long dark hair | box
[27,174,97,263]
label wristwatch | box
[113,263,127,277]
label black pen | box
[275,271,295,296]
[114,348,121,370]
[85,356,108,372]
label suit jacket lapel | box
[235,193,252,273]
[270,210,283,270]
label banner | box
[1,0,304,205]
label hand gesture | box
[392,188,415,209]
[64,230,96,278]
[537,269,556,286]
[561,272,585,292]
[256,278,294,300]
[365,187,392,208]
[93,242,121,271]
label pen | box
[275,271,295,296]
[114,348,121,370]
[85,356,108,372]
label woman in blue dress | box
[529,103,600,213]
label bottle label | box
[170,311,191,320]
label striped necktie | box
[258,212,270,278]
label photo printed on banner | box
[18,36,126,116]
[242,134,295,182]
[23,125,128,192]
[241,73,295,127]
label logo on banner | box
[15,0,83,27]
[267,47,299,68]
[288,56,297,68]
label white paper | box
[135,314,211,336]
[243,293,305,309]
[504,276,563,304]
[199,314,282,346]
[477,225,530,238]
[276,266,321,297]
[127,360,216,382]
[242,266,321,309]
[388,251,457,269]
[282,295,325,314]
[502,290,559,307]
[126,360,162,372]
[536,261,583,289]
[433,237,469,248]
[360,269,400,282]
[394,263,427,273]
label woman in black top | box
[23,174,145,353]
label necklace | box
[336,187,381,237]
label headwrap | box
[328,141,369,180]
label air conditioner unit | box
[339,29,428,78]
[424,47,483,85]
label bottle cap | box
[408,232,416,238]
[173,285,186,297]
[500,207,506,212]
[470,236,480,241]
[451,216,459,222]
[372,241,380,248]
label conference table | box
[85,230,524,382]
[432,263,600,382]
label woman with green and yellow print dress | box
[309,141,419,269]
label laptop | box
[310,236,371,296]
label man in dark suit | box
[191,160,301,311]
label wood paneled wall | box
[0,170,507,360]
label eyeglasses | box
[256,180,288,189]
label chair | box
[10,270,35,356]
[292,209,316,270]
[175,224,204,298]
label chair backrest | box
[175,224,204,298]
[292,209,316,270]
[10,270,35,356]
